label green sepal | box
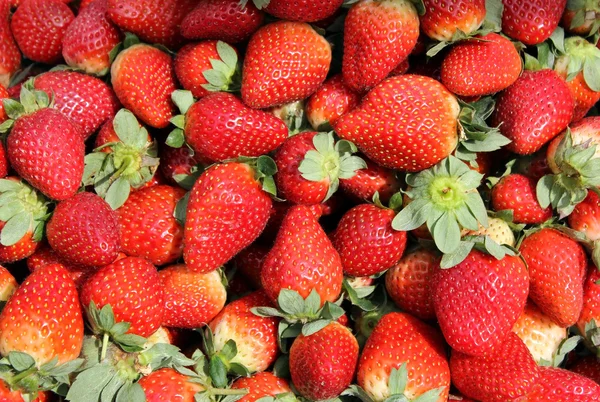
[440,235,516,268]
[342,278,380,312]
[238,0,271,9]
[85,302,147,354]
[172,90,195,115]
[0,179,49,246]
[234,155,279,197]
[551,335,582,367]
[202,41,241,93]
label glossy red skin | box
[0,84,8,123]
[570,356,600,385]
[420,0,485,41]
[0,264,83,366]
[160,264,226,329]
[0,0,20,88]
[501,0,567,45]
[342,0,419,93]
[332,204,406,277]
[180,0,264,44]
[0,141,8,179]
[526,366,600,400]
[335,74,459,172]
[241,21,331,109]
[233,243,270,289]
[432,250,529,356]
[34,71,119,139]
[357,312,451,400]
[450,332,540,402]
[7,108,84,200]
[577,266,600,338]
[185,93,288,162]
[520,228,587,327]
[339,157,401,204]
[306,75,361,131]
[491,174,552,224]
[62,0,122,75]
[261,205,343,306]
[175,41,228,99]
[492,69,574,155]
[0,222,38,263]
[26,243,90,288]
[184,162,272,274]
[264,0,343,22]
[562,72,600,122]
[139,368,203,402]
[290,322,358,401]
[159,145,203,187]
[231,372,291,402]
[111,44,177,129]
[569,189,600,242]
[81,257,164,337]
[10,0,74,64]
[107,0,196,48]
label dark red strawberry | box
[0,0,20,88]
[420,0,486,41]
[306,74,361,131]
[262,0,343,22]
[576,265,600,340]
[233,243,269,289]
[0,84,8,124]
[491,174,553,224]
[570,356,600,385]
[159,145,204,189]
[502,0,567,45]
[0,138,8,179]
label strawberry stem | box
[101,332,110,361]
[9,366,37,384]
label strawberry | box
[241,21,331,109]
[491,174,552,224]
[569,191,600,241]
[0,381,49,402]
[47,192,120,268]
[160,264,227,329]
[80,256,164,337]
[231,372,292,402]
[0,142,8,179]
[441,33,521,97]
[10,0,74,64]
[0,265,16,301]
[450,332,540,402]
[356,312,450,401]
[184,160,274,274]
[159,145,204,189]
[289,322,358,400]
[334,75,460,172]
[432,250,529,356]
[233,243,269,289]
[33,71,120,139]
[107,0,196,48]
[519,228,587,327]
[462,217,516,246]
[339,156,401,204]
[420,0,486,41]
[385,248,439,321]
[111,43,177,129]
[342,0,419,93]
[61,0,122,75]
[525,366,600,400]
[577,266,600,341]
[570,356,600,385]
[306,75,361,132]
[561,1,600,36]
[0,84,8,123]
[26,242,89,287]
[261,205,343,305]
[501,0,567,45]
[139,368,204,402]
[0,0,20,88]
[180,0,264,44]
[492,69,574,155]
[260,0,343,22]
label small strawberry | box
[570,356,600,385]
[233,243,269,289]
[139,368,204,402]
[241,20,331,109]
[462,217,517,246]
[259,0,343,22]
[342,0,419,93]
[26,242,89,287]
[231,372,292,402]
[159,145,204,189]
[80,256,164,337]
[0,0,20,88]
[339,156,401,204]
[525,366,600,400]
[491,174,553,224]
[502,0,567,45]
[306,75,361,132]
[0,265,16,301]
[569,191,600,242]
[0,84,8,123]
[160,264,226,329]
[561,0,600,36]
[420,0,486,41]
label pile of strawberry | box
[0,0,600,400]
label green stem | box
[10,366,37,384]
[211,388,249,396]
[101,332,110,361]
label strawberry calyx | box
[0,81,53,135]
[566,0,600,36]
[553,35,600,92]
[538,334,582,367]
[268,100,308,136]
[342,276,382,312]
[440,234,518,268]
[239,0,271,9]
[581,318,600,353]
[254,392,298,402]
[166,89,195,148]
[200,41,241,94]
[199,327,251,388]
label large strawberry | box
[342,0,419,93]
[420,0,486,41]
[139,368,204,402]
[525,366,600,400]
[259,0,343,22]
[0,0,20,88]
[491,174,552,224]
[501,0,567,45]
[335,75,459,172]
[306,74,361,132]
[231,372,292,402]
[241,20,331,109]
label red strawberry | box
[0,221,38,263]
[289,322,358,400]
[501,0,567,45]
[0,84,8,123]
[525,366,600,400]
[180,0,264,44]
[233,243,269,289]
[10,0,74,64]
[111,44,177,129]
[520,228,587,327]
[261,205,343,305]
[339,156,401,203]
[231,372,292,402]
[262,0,343,22]
[420,0,486,41]
[342,0,420,93]
[80,256,164,337]
[0,265,16,301]
[61,0,122,75]
[26,243,89,288]
[0,380,50,402]
[306,74,361,131]
[491,174,552,224]
[385,248,439,321]
[160,264,227,329]
[241,20,331,109]
[432,250,529,356]
[139,368,204,402]
[491,69,574,155]
[0,142,8,179]
[118,185,185,266]
[0,263,83,365]
[357,312,451,401]
[569,191,600,242]
[577,266,600,339]
[0,0,20,88]
[184,161,273,274]
[570,356,600,385]
[159,145,204,188]
[334,74,460,172]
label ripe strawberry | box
[491,69,574,155]
[334,75,460,172]
[241,21,331,109]
[139,368,204,402]
[0,264,83,365]
[231,372,292,402]
[10,0,74,64]
[501,0,567,45]
[520,228,587,327]
[339,156,401,203]
[61,0,122,75]
[577,266,600,340]
[111,44,177,129]
[357,312,451,401]
[209,291,279,373]
[0,265,16,301]
[80,256,164,337]
[233,243,269,289]
[160,264,227,329]
[342,0,419,93]
[385,248,439,321]
[491,174,552,224]
[0,0,20,88]
[570,356,600,385]
[184,161,273,274]
[420,0,486,41]
[569,191,600,241]
[290,322,358,400]
[261,205,343,305]
[525,366,600,400]
[0,84,8,123]
[306,75,361,131]
[33,71,119,139]
[159,145,204,189]
[26,243,89,287]
[180,0,264,44]
[261,0,343,22]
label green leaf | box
[343,279,377,312]
[549,26,565,53]
[431,211,461,254]
[391,198,431,232]
[113,109,141,148]
[412,387,445,402]
[524,53,543,71]
[2,99,25,120]
[277,289,306,316]
[219,340,237,361]
[440,241,474,268]
[209,356,228,388]
[166,128,185,148]
[115,382,145,402]
[388,364,407,395]
[301,319,330,336]
[104,176,130,210]
[1,211,30,246]
[304,289,321,315]
[98,304,116,331]
[342,385,375,402]
[536,175,554,208]
[100,375,126,402]
[583,57,600,92]
[229,362,250,377]
[172,90,195,115]
[256,155,278,177]
[170,115,185,129]
[8,352,36,371]
[483,236,506,260]
[251,307,285,318]
[174,191,190,225]
[484,0,503,29]
[66,364,114,402]
[47,359,84,377]
[216,41,238,70]
[464,192,489,228]
[321,302,346,320]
